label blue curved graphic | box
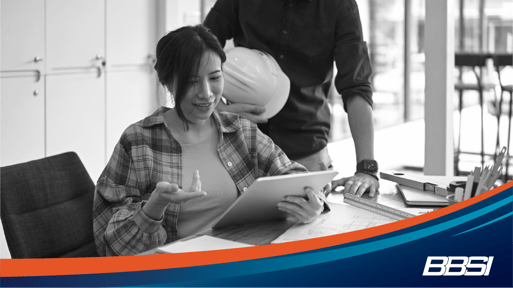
[453,211,513,236]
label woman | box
[93,25,328,256]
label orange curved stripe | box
[1,181,511,277]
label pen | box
[490,147,506,177]
[475,165,491,196]
[486,166,502,189]
[471,167,481,198]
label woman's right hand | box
[155,170,206,204]
[143,170,207,220]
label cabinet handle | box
[35,70,41,82]
[147,55,156,73]
[95,54,106,67]
[33,90,39,96]
[34,56,43,62]
[147,55,156,65]
[1,70,41,82]
[96,66,103,78]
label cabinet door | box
[1,0,45,72]
[46,72,105,181]
[1,74,45,166]
[105,0,158,157]
[105,69,157,157]
[106,0,157,68]
[46,0,105,72]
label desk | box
[140,176,459,255]
[139,220,298,255]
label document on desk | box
[157,235,253,253]
[271,203,395,244]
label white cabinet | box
[46,72,106,182]
[105,0,158,157]
[0,73,45,166]
[46,0,105,72]
[1,0,45,72]
[0,0,160,260]
[1,0,158,179]
[45,0,106,181]
[106,0,157,68]
[105,69,157,157]
[0,0,157,258]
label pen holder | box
[446,194,458,205]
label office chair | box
[454,53,498,175]
[0,152,99,258]
[492,53,513,182]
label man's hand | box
[331,173,379,197]
[277,187,323,223]
[216,100,268,123]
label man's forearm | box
[346,96,375,162]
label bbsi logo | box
[423,256,493,276]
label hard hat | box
[223,47,290,119]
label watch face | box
[363,162,378,170]
[358,160,378,172]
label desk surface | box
[140,176,459,255]
[139,220,298,255]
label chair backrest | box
[455,53,489,68]
[454,53,498,90]
[490,54,513,88]
[490,54,513,67]
[1,152,99,258]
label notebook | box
[397,184,449,206]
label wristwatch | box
[356,159,379,180]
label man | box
[204,0,379,197]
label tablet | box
[397,184,449,206]
[211,170,339,229]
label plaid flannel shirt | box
[93,107,313,256]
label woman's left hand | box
[277,187,323,224]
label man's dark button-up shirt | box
[204,0,373,159]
